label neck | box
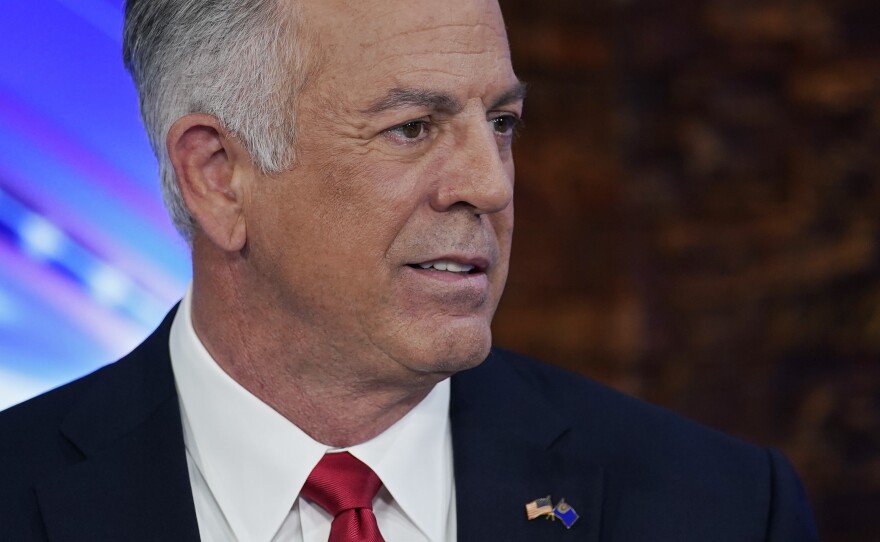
[188,243,440,447]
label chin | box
[398,320,494,376]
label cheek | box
[497,210,514,255]
[314,150,432,249]
[491,206,514,274]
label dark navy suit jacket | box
[1,309,818,541]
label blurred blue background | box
[0,0,190,409]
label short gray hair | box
[123,0,309,241]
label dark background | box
[494,1,880,540]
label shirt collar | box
[169,287,452,541]
[349,375,452,542]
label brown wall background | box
[493,1,880,540]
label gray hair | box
[123,0,309,242]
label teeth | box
[416,260,475,273]
[447,262,469,273]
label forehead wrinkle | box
[364,88,464,115]
[357,22,509,51]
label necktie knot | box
[301,453,386,542]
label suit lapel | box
[451,351,604,542]
[35,309,201,542]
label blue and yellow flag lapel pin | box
[552,498,579,529]
[525,495,579,529]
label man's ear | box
[167,114,251,252]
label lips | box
[407,257,489,274]
[413,260,475,273]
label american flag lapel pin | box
[525,495,554,520]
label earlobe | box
[167,114,249,252]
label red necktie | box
[301,452,386,542]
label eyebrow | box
[489,80,528,110]
[365,89,463,115]
[363,80,528,115]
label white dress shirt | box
[169,288,457,541]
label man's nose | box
[429,121,514,215]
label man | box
[0,0,817,540]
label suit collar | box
[451,349,604,542]
[37,307,201,542]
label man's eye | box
[491,115,520,136]
[387,121,428,141]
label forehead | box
[300,0,515,97]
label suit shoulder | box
[0,360,127,476]
[0,314,175,476]
[485,347,770,477]
[0,363,111,446]
[477,348,816,540]
[0,362,121,532]
[2,308,177,440]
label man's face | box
[244,0,522,382]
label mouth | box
[406,258,487,275]
[401,256,493,306]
